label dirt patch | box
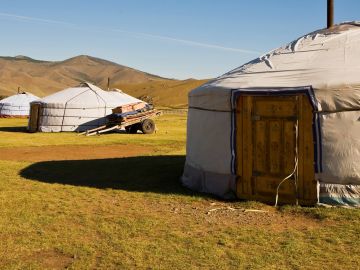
[170,201,327,232]
[29,249,74,269]
[0,144,153,162]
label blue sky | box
[0,0,359,79]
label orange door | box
[236,95,317,205]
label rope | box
[274,119,299,207]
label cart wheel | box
[141,119,155,134]
[126,124,139,134]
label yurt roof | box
[37,82,142,108]
[199,22,360,91]
[0,92,39,105]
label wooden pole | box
[107,77,110,91]
[327,0,334,28]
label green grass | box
[0,115,359,269]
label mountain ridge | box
[0,55,171,96]
[0,55,208,107]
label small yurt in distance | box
[181,22,360,206]
[28,82,143,132]
[0,92,39,118]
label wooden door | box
[28,103,41,133]
[235,94,317,205]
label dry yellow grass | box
[0,116,359,269]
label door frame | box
[230,86,322,204]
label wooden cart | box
[80,109,161,136]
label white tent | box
[181,22,360,206]
[0,92,39,118]
[29,82,142,132]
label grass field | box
[0,115,359,269]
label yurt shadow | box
[0,126,28,132]
[73,118,128,134]
[20,155,205,196]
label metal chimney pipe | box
[327,0,334,28]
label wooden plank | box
[302,95,317,201]
[78,125,107,135]
[297,95,304,200]
[236,96,244,195]
[269,120,281,174]
[121,109,157,120]
[108,110,161,126]
[242,96,253,195]
[112,102,147,113]
[254,99,297,118]
[283,120,295,175]
[254,120,267,173]
[85,125,121,136]
[255,175,295,199]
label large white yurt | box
[28,82,142,132]
[181,22,360,206]
[0,92,39,118]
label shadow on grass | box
[20,155,205,196]
[0,126,28,132]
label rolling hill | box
[0,55,208,107]
[116,79,208,108]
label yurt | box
[181,22,360,206]
[0,92,39,118]
[28,82,143,132]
